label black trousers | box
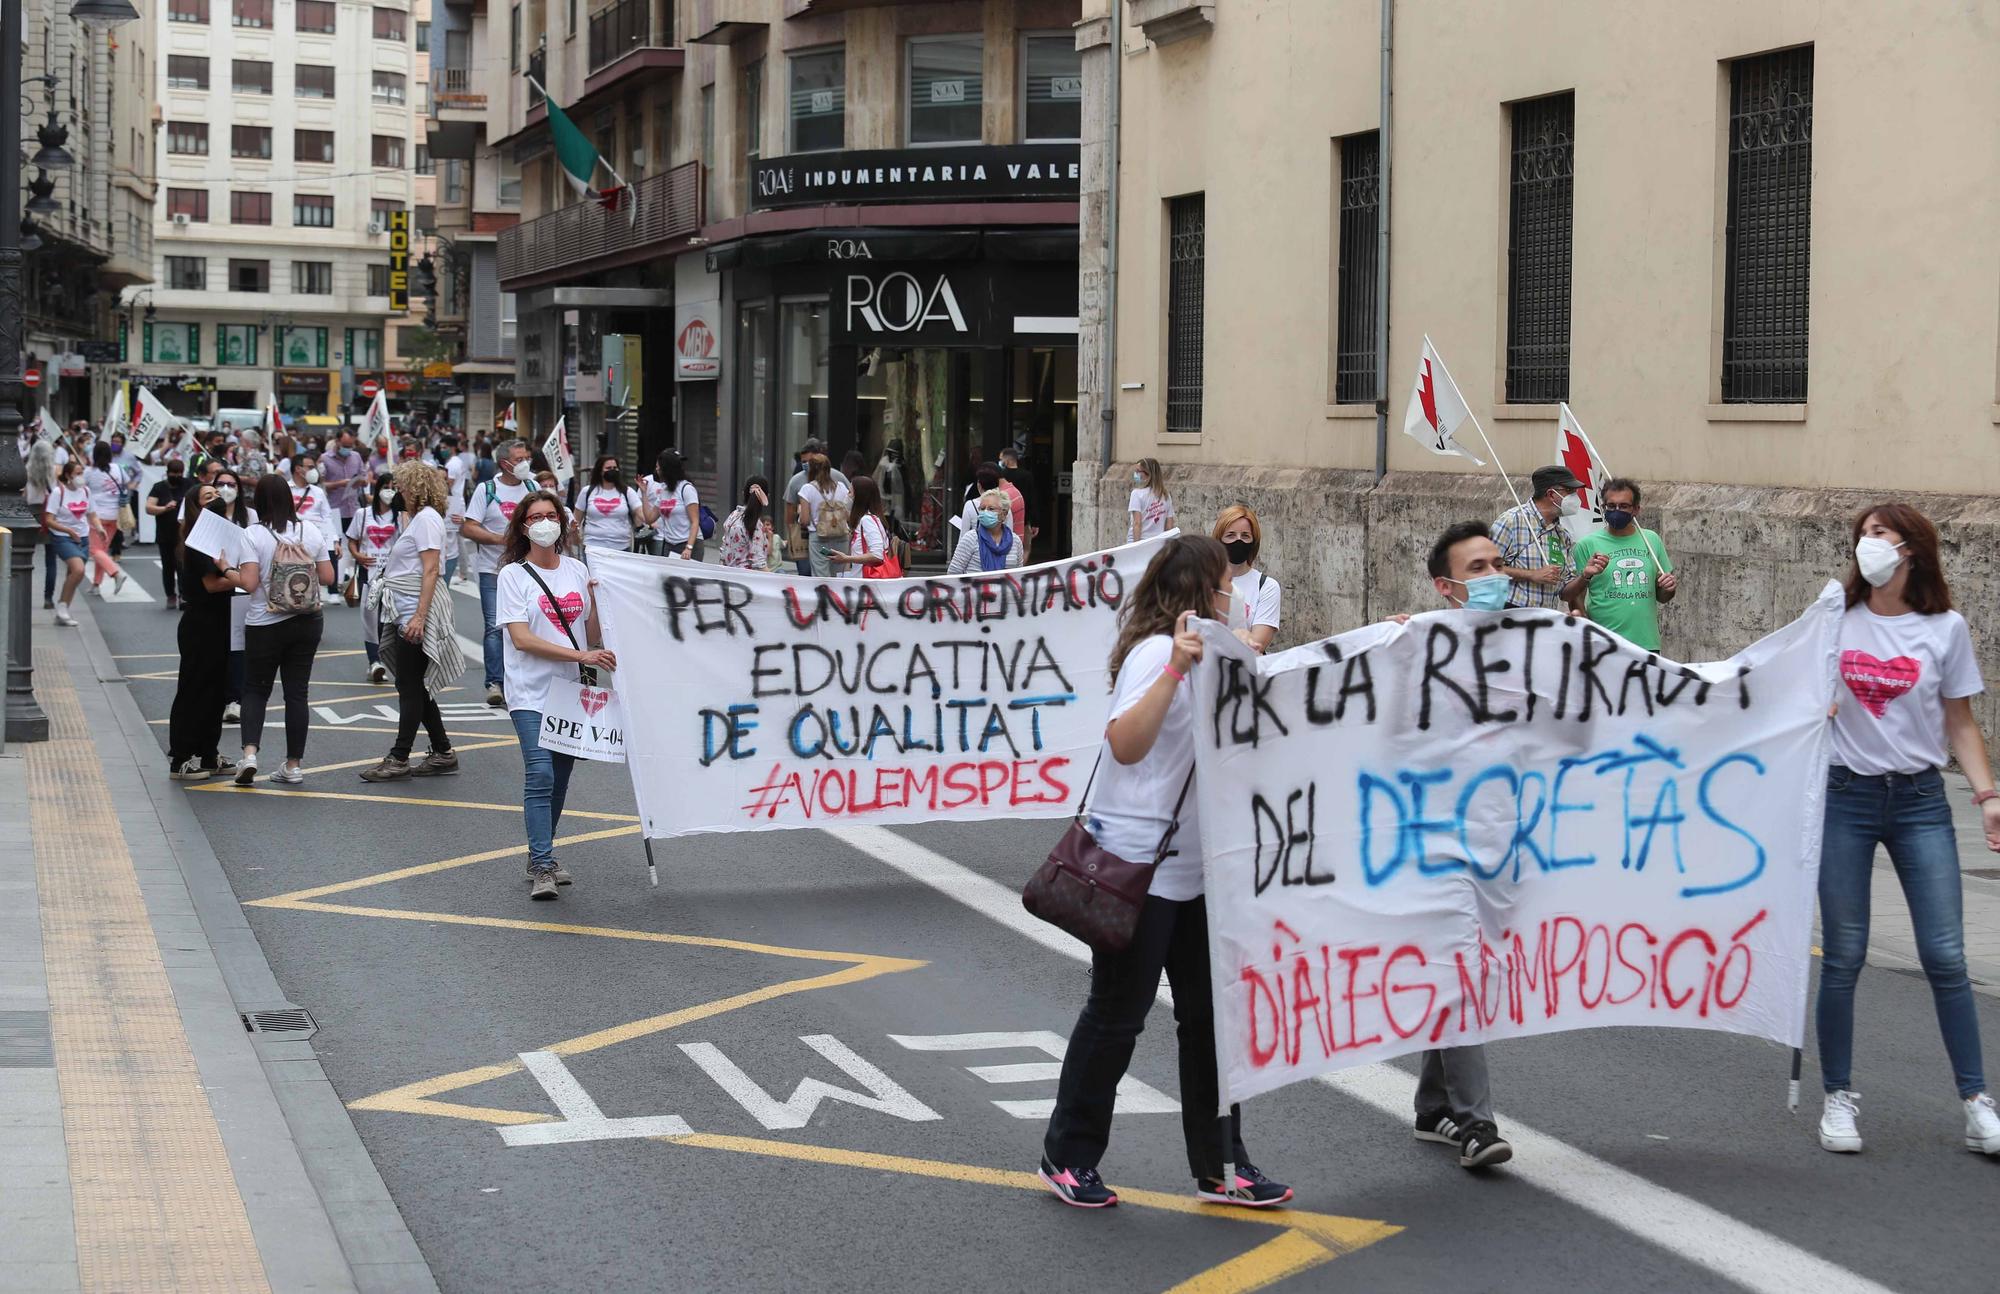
[241,614,323,760]
[158,535,179,600]
[388,629,450,760]
[167,608,227,763]
[1043,894,1248,1180]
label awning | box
[704,228,995,272]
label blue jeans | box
[511,708,576,875]
[478,571,502,688]
[1816,766,1987,1098]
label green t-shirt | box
[1573,527,1673,650]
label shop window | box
[789,46,843,154]
[217,324,260,366]
[277,327,328,367]
[907,36,982,145]
[1021,35,1080,142]
[1165,193,1205,434]
[780,300,829,469]
[735,302,771,481]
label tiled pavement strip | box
[3,590,2000,1290]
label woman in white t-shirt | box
[232,475,333,786]
[497,490,617,900]
[347,479,402,681]
[25,440,57,608]
[574,454,643,553]
[1213,504,1281,653]
[829,475,893,579]
[82,442,128,597]
[647,448,703,561]
[211,469,255,722]
[359,462,458,783]
[41,457,94,625]
[1816,503,2000,1159]
[795,452,851,581]
[288,452,334,559]
[1127,457,1176,543]
[1038,535,1292,1210]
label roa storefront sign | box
[845,271,969,337]
[752,144,1080,211]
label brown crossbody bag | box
[1021,757,1194,954]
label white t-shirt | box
[496,556,592,714]
[1231,570,1282,632]
[346,507,400,562]
[1831,605,1984,775]
[576,485,641,550]
[445,454,472,523]
[465,477,534,574]
[290,483,332,530]
[83,467,123,520]
[381,507,448,621]
[798,481,850,533]
[46,483,92,535]
[242,519,329,627]
[649,478,700,545]
[1084,634,1202,901]
[847,513,890,579]
[1128,487,1175,539]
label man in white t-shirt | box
[441,433,471,582]
[460,437,536,706]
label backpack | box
[698,503,717,540]
[261,524,323,616]
[814,487,851,541]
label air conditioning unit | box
[367,216,385,234]
[171,212,191,227]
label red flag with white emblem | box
[1401,335,1486,465]
[1555,402,1614,543]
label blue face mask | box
[1132,472,1146,486]
[1604,508,1634,530]
[1454,573,1511,611]
[977,509,1001,529]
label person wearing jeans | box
[233,475,333,785]
[1815,501,2000,1158]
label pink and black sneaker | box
[1196,1164,1293,1208]
[1038,1157,1118,1208]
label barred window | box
[1723,47,1813,403]
[1334,132,1379,405]
[1165,193,1205,435]
[1505,93,1574,403]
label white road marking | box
[832,826,1897,1294]
[890,1030,1179,1119]
[676,1034,941,1131]
[499,1052,693,1146]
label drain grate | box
[241,1007,317,1039]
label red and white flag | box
[360,389,392,452]
[541,415,574,489]
[1401,336,1486,465]
[127,386,173,460]
[1555,402,1614,543]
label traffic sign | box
[359,378,381,398]
[23,368,40,389]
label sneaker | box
[112,572,128,595]
[53,608,76,627]
[42,598,53,610]
[267,765,305,786]
[359,756,412,782]
[1038,1157,1116,1208]
[486,683,505,707]
[89,582,102,598]
[368,663,388,683]
[1196,1164,1292,1208]
[1414,1111,1463,1145]
[530,872,559,900]
[165,596,178,610]
[1964,1093,2000,1154]
[234,755,258,786]
[169,757,211,781]
[410,749,459,777]
[1458,1121,1514,1170]
[553,865,573,886]
[201,756,238,776]
[223,701,241,723]
[1819,1090,1863,1154]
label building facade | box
[1082,0,2000,727]
[145,0,422,422]
[21,0,156,426]
[484,0,1082,558]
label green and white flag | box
[532,76,634,221]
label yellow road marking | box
[188,783,638,820]
[1162,1229,1347,1293]
[247,826,639,903]
[295,735,518,777]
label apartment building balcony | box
[428,66,488,159]
[497,161,700,289]
[523,0,678,130]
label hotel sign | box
[750,144,1080,211]
[387,209,411,314]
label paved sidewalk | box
[0,596,434,1293]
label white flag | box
[1401,335,1486,465]
[360,389,391,450]
[101,385,129,443]
[35,408,62,445]
[541,416,575,489]
[127,386,173,460]
[1556,402,1615,543]
[500,402,517,431]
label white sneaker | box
[112,572,128,595]
[223,701,241,723]
[53,607,77,627]
[1819,1090,1863,1153]
[1965,1093,2000,1154]
[368,663,387,683]
[267,765,304,786]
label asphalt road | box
[86,553,2000,1294]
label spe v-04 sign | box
[540,680,625,763]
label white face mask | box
[1856,536,1906,587]
[1556,491,1581,518]
[526,518,562,549]
[217,485,238,503]
[304,469,320,485]
[377,487,394,505]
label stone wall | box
[1077,463,2000,738]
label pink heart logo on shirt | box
[365,524,395,546]
[67,499,87,516]
[499,500,518,519]
[592,495,619,515]
[539,592,583,630]
[579,687,608,717]
[294,491,315,512]
[1841,651,1922,719]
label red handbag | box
[1021,760,1194,953]
[859,518,903,580]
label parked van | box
[214,408,263,436]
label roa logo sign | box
[846,272,968,335]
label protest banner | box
[1190,586,1841,1107]
[541,416,574,489]
[539,677,626,763]
[101,384,129,443]
[127,386,172,461]
[589,534,1172,838]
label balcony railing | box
[432,66,485,111]
[588,0,669,74]
[497,160,701,285]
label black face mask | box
[1223,539,1256,566]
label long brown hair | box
[500,490,569,567]
[1107,535,1227,686]
[1844,502,1953,613]
[847,473,882,530]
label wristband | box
[1974,789,1999,806]
[1162,663,1186,684]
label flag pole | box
[1565,410,1667,572]
[1465,411,1524,511]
